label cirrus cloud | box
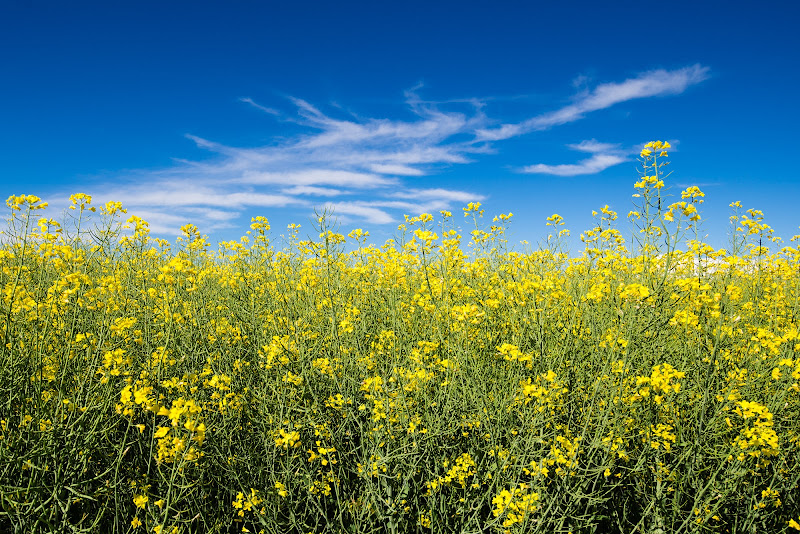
[62,65,707,237]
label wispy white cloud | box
[94,182,300,209]
[79,65,706,236]
[520,131,693,177]
[522,153,628,176]
[567,139,621,153]
[522,138,633,176]
[182,207,243,222]
[240,97,280,116]
[477,65,709,140]
[238,169,394,188]
[322,202,396,225]
[87,91,490,233]
[281,185,348,196]
[393,188,485,203]
[368,163,425,176]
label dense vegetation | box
[1,142,799,533]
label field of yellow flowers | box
[1,143,799,533]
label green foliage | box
[1,146,800,533]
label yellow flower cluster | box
[491,483,540,529]
[425,452,478,494]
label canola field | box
[1,143,799,533]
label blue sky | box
[2,1,798,250]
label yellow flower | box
[418,512,432,528]
[132,517,142,529]
[120,385,133,405]
[133,386,151,405]
[274,481,289,497]
[133,494,148,509]
[68,193,95,211]
[274,429,301,449]
[619,283,650,300]
[789,518,800,531]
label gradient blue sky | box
[2,1,798,249]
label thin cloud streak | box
[477,65,709,141]
[393,188,486,203]
[522,153,628,176]
[368,163,425,176]
[281,185,348,196]
[567,139,621,153]
[240,97,281,116]
[237,169,396,189]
